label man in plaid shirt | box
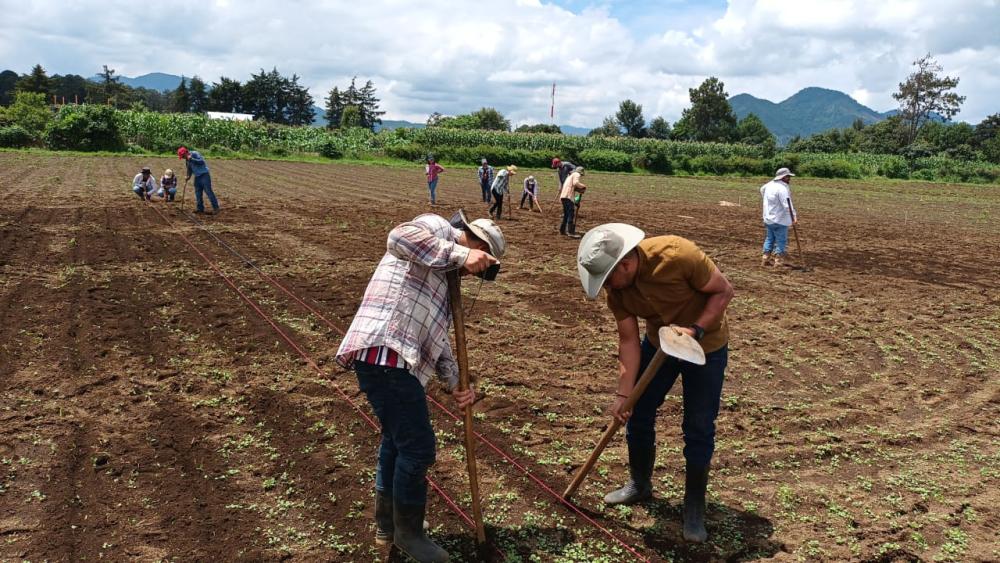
[337,211,505,563]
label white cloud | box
[0,0,997,126]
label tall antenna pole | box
[550,82,556,123]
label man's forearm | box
[616,338,642,395]
[695,291,732,329]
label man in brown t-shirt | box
[576,223,734,543]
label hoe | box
[563,326,706,501]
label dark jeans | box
[520,191,536,208]
[194,173,219,212]
[355,361,436,506]
[481,179,491,203]
[625,337,727,467]
[560,198,575,233]
[489,193,504,219]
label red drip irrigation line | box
[175,209,651,562]
[146,203,503,559]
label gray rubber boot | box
[682,462,710,543]
[374,490,393,545]
[603,445,655,505]
[393,502,448,562]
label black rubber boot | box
[374,490,393,545]
[682,462,710,542]
[393,502,448,562]
[603,445,655,505]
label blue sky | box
[1,0,997,126]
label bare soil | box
[1,153,997,562]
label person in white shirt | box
[131,167,157,201]
[759,167,798,267]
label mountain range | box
[90,73,903,141]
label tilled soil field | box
[0,152,997,562]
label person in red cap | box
[552,157,577,191]
[178,147,220,215]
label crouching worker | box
[131,167,157,201]
[576,224,734,543]
[158,169,178,202]
[336,211,506,562]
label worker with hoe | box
[559,166,586,237]
[551,157,576,188]
[336,210,506,562]
[760,167,798,267]
[177,146,220,215]
[576,223,734,542]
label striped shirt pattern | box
[354,346,408,369]
[336,214,470,389]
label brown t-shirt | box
[606,236,729,354]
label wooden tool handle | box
[562,349,667,500]
[446,270,487,544]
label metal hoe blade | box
[658,326,706,365]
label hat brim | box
[456,209,501,257]
[773,172,795,181]
[577,223,645,300]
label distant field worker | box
[336,211,505,563]
[760,167,798,267]
[519,175,540,211]
[425,155,445,205]
[477,158,495,203]
[576,223,734,543]
[158,169,178,202]
[552,157,576,190]
[489,165,516,221]
[177,147,220,215]
[131,166,157,201]
[559,166,586,238]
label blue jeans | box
[355,361,436,506]
[481,179,491,203]
[626,338,727,467]
[560,198,575,233]
[762,223,788,255]
[133,186,148,200]
[165,187,177,201]
[194,173,219,212]
[427,178,439,204]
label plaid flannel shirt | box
[336,214,470,389]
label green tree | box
[615,99,646,138]
[426,112,444,127]
[98,65,124,107]
[972,113,1000,147]
[172,77,191,113]
[284,74,315,126]
[857,115,909,155]
[15,64,52,95]
[208,77,243,113]
[674,77,737,142]
[188,76,209,113]
[893,54,965,144]
[515,123,562,134]
[340,105,363,128]
[4,91,52,134]
[0,70,22,106]
[357,80,385,130]
[470,107,510,131]
[736,113,776,153]
[647,116,671,139]
[324,86,343,129]
[241,68,284,122]
[588,117,621,137]
[50,74,88,105]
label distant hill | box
[729,87,888,145]
[90,72,183,92]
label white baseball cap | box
[577,223,645,300]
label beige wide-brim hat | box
[164,169,174,178]
[773,167,795,181]
[577,223,645,300]
[455,209,506,259]
[506,165,518,174]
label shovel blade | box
[657,326,706,365]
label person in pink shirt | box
[425,155,445,205]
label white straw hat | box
[577,223,645,300]
[453,209,506,259]
[773,167,795,181]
